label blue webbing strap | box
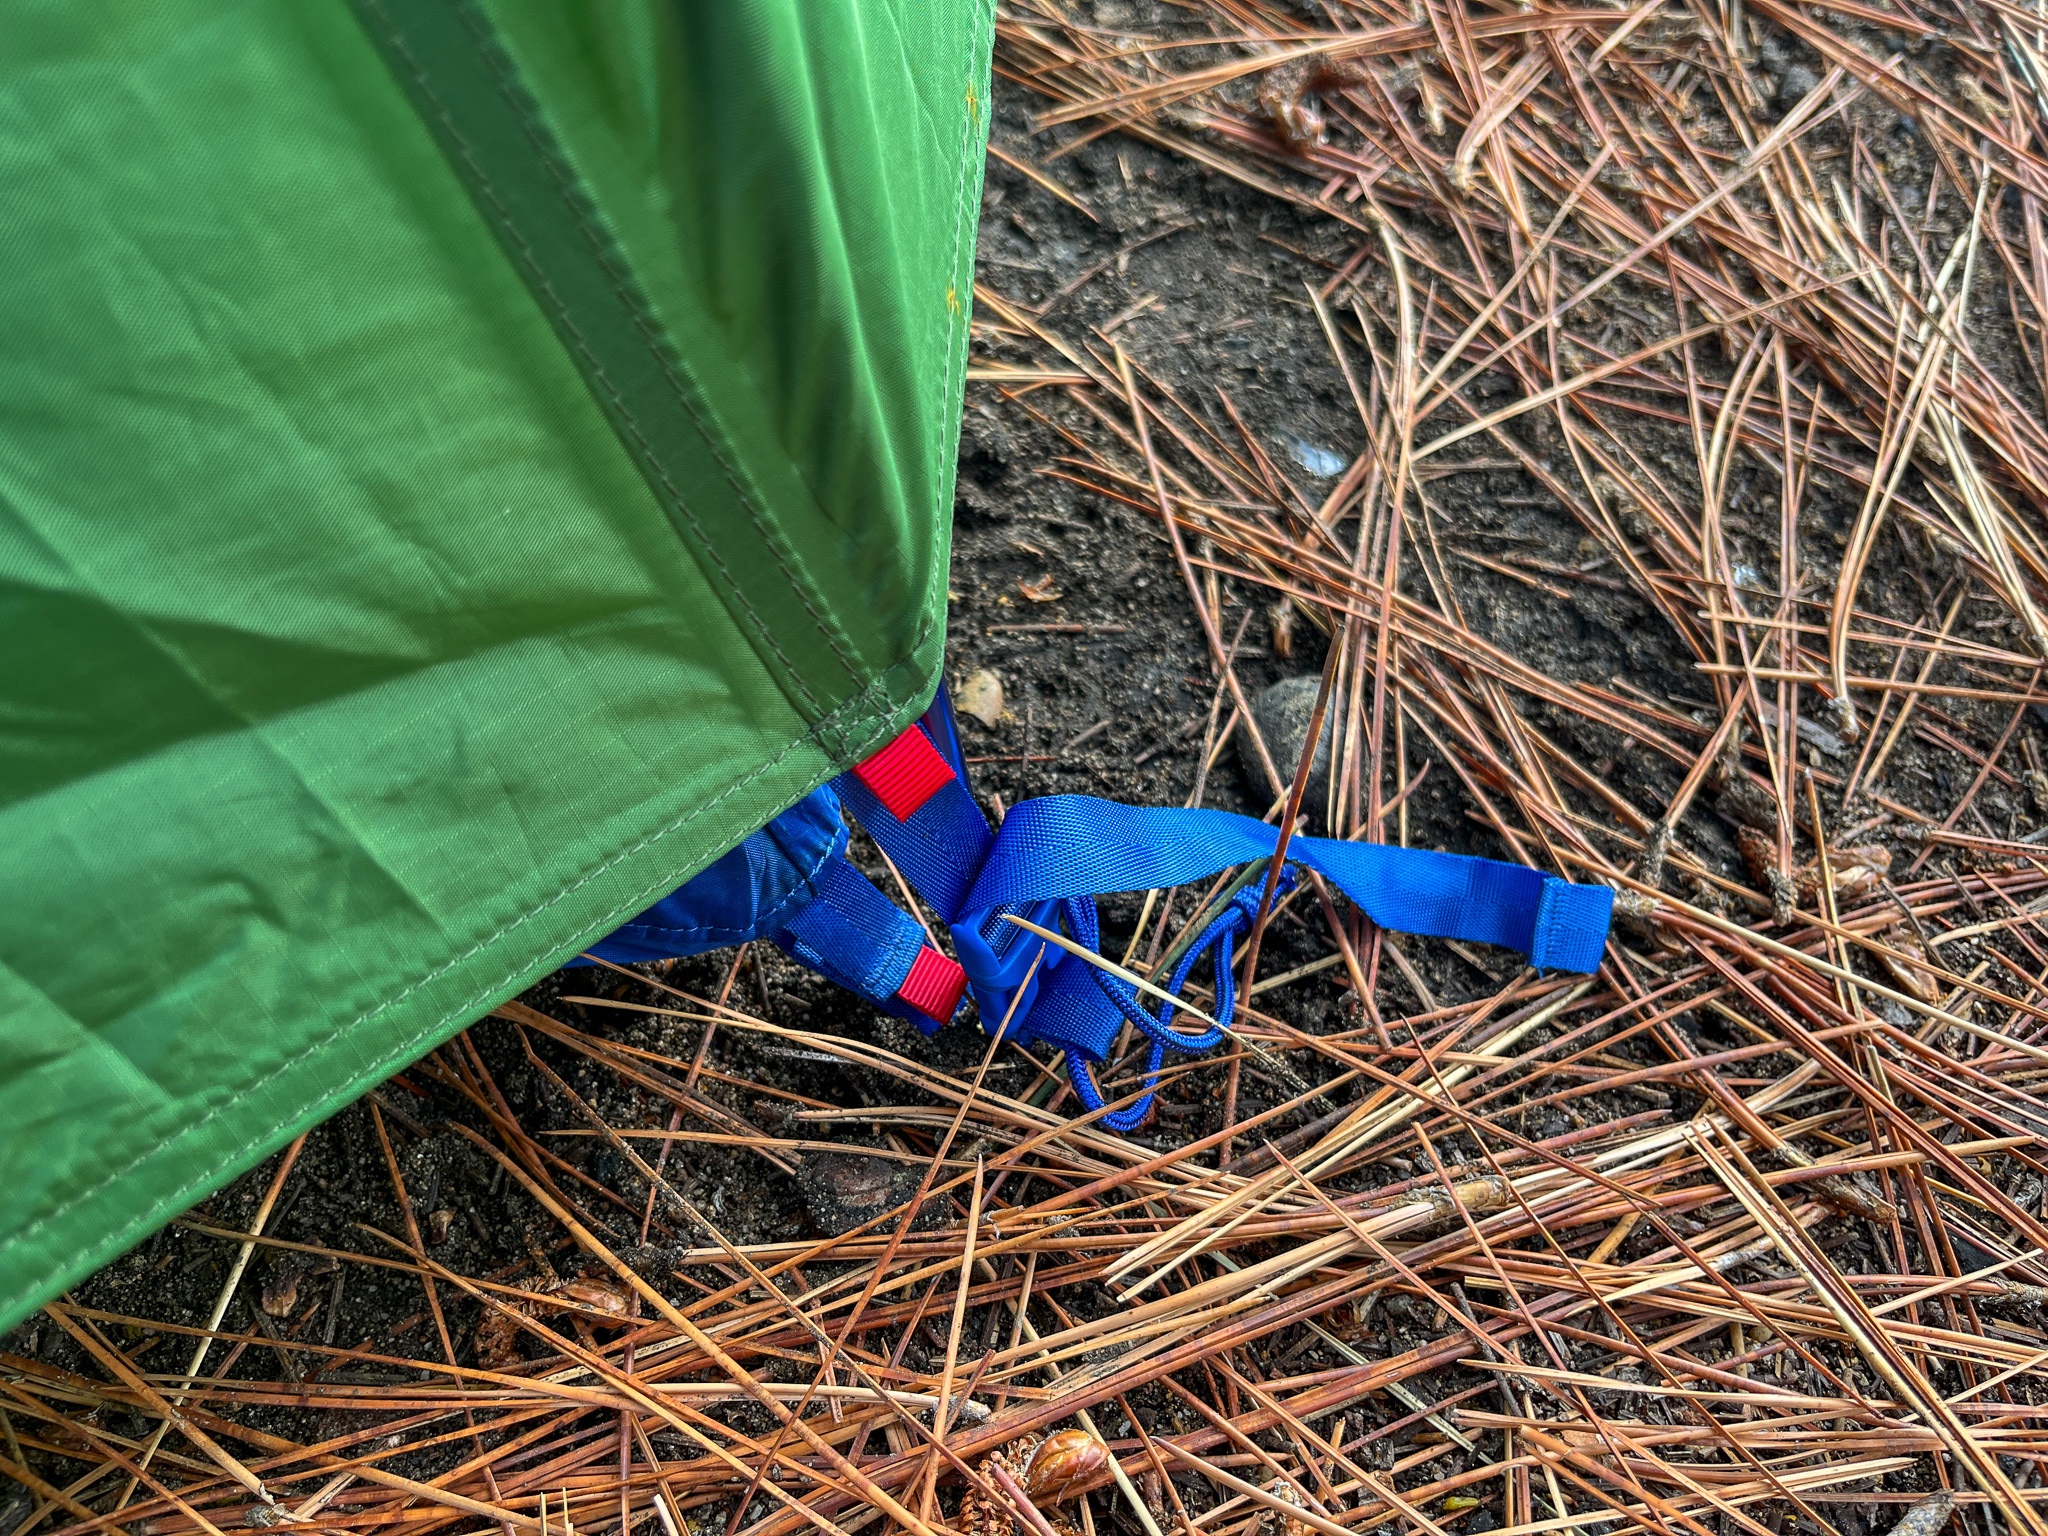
[957,795,1612,974]
[836,768,992,928]
[777,850,930,1020]
[831,720,1046,1026]
[833,719,1612,1132]
[579,785,962,1028]
[593,707,1613,1135]
[919,682,971,781]
[1019,874,1293,1130]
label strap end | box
[1528,877,1614,973]
[851,726,957,821]
[896,946,968,1032]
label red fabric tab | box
[897,947,967,1024]
[851,726,956,821]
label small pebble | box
[1241,675,1335,831]
[1886,1493,1954,1536]
[1291,440,1346,478]
[798,1151,941,1237]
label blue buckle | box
[949,895,1067,1042]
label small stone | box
[1886,1493,1954,1536]
[957,669,1004,728]
[259,1266,301,1318]
[1240,676,1335,831]
[1291,440,1346,478]
[798,1151,943,1237]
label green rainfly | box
[0,0,992,1329]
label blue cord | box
[1061,871,1296,1132]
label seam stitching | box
[364,0,836,732]
[456,1,867,707]
[0,0,977,1318]
[605,790,846,948]
[0,652,922,1309]
[913,0,995,678]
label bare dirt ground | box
[15,5,2048,1536]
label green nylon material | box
[0,0,991,1329]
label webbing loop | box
[586,688,1612,1137]
[576,784,964,1030]
[831,701,1613,1130]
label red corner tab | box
[897,947,967,1024]
[851,726,956,821]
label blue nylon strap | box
[833,717,1609,1139]
[1069,1052,1163,1134]
[592,707,1612,1138]
[577,786,939,1024]
[920,681,970,781]
[776,850,932,1022]
[1001,873,1289,1129]
[955,795,1612,974]
[835,767,993,926]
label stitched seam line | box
[756,807,849,935]
[926,1,995,639]
[615,795,846,948]
[0,655,927,1312]
[457,2,865,700]
[358,4,830,712]
[367,0,848,736]
[600,921,755,946]
[2,5,980,1316]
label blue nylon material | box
[1015,876,1286,1130]
[589,708,1611,1137]
[920,681,970,781]
[1088,876,1282,1056]
[826,719,1609,1132]
[956,795,1612,974]
[779,852,930,1019]
[577,786,847,963]
[579,786,934,1021]
[1069,1055,1158,1134]
[835,768,992,925]
[832,717,1048,1026]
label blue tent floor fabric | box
[572,783,963,1027]
[587,686,1614,1132]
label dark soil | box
[15,38,2048,1534]
[10,67,1399,1435]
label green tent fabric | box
[0,0,992,1330]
